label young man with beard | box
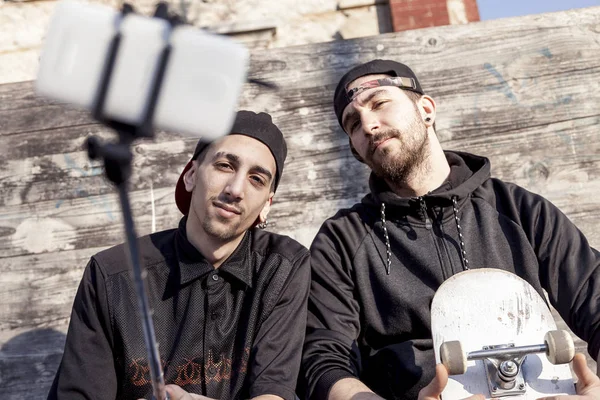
[48,111,310,400]
[302,60,600,400]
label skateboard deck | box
[431,269,575,399]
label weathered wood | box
[1,7,600,397]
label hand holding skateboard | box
[420,354,599,400]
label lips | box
[370,137,394,155]
[213,201,241,216]
[373,138,392,150]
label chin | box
[202,219,239,240]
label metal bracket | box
[482,344,527,398]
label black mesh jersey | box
[48,218,310,400]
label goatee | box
[202,217,242,241]
[367,125,430,186]
[202,197,244,240]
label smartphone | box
[35,0,249,140]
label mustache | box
[368,129,401,156]
[212,197,244,215]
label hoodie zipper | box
[419,197,432,230]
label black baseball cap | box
[333,59,424,130]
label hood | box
[361,151,489,275]
[362,150,490,210]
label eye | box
[215,162,233,171]
[349,119,360,134]
[373,100,387,109]
[250,175,267,186]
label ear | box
[419,95,437,126]
[183,161,198,193]
[258,194,274,223]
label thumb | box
[572,353,599,391]
[419,364,449,400]
[165,384,190,400]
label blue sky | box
[478,0,600,20]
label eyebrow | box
[342,89,389,131]
[212,151,273,182]
[359,88,389,105]
[212,152,240,165]
[252,165,273,182]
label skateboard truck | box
[440,330,574,398]
[480,344,527,397]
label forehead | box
[205,134,276,172]
[345,73,394,92]
[342,74,406,122]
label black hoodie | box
[303,151,600,400]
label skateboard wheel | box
[440,341,467,375]
[545,330,575,364]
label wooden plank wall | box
[1,6,599,398]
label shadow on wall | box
[0,328,66,399]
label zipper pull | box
[419,197,432,230]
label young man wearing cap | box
[49,111,310,400]
[301,60,600,400]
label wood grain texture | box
[1,7,599,397]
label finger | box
[537,396,581,400]
[572,353,599,388]
[430,363,449,397]
[166,384,190,400]
[463,394,485,400]
[420,364,449,400]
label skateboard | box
[431,269,575,399]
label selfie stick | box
[86,4,180,400]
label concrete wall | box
[0,0,393,85]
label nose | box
[361,113,380,136]
[224,173,245,200]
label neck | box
[385,131,450,198]
[185,214,245,269]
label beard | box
[364,118,430,185]
[202,217,242,241]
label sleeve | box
[518,189,600,360]
[47,257,117,400]
[247,250,311,400]
[302,219,363,400]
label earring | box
[257,219,268,229]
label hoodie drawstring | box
[380,197,470,275]
[419,197,432,230]
[452,196,470,270]
[380,203,392,275]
